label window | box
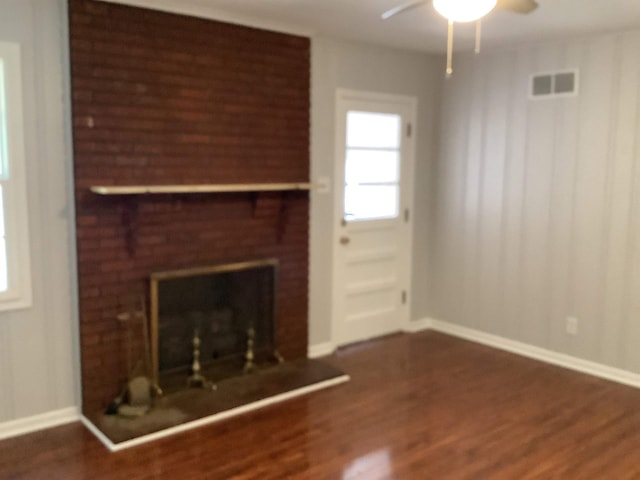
[343,111,401,221]
[0,42,31,311]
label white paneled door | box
[332,90,416,346]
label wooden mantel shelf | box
[90,183,316,195]
[89,182,319,256]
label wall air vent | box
[530,70,578,99]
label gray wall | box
[309,37,442,346]
[0,0,78,422]
[7,1,640,424]
[431,30,640,372]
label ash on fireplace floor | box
[90,358,347,445]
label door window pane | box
[347,112,401,149]
[345,185,399,221]
[346,150,399,185]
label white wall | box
[432,30,640,372]
[309,37,442,347]
[0,0,78,424]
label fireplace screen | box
[150,259,277,389]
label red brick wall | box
[68,0,310,413]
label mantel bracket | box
[277,191,290,243]
[118,197,140,257]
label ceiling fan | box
[382,0,539,76]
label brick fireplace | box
[69,0,310,413]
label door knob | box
[340,236,350,245]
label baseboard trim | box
[83,374,350,452]
[424,318,640,389]
[8,320,638,444]
[0,407,80,441]
[308,341,336,358]
[403,318,432,333]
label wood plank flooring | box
[2,331,640,479]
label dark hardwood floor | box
[2,331,640,479]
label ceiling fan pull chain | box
[446,19,454,77]
[475,19,482,54]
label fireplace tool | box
[138,297,163,396]
[106,298,162,416]
[106,309,150,416]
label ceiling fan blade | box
[496,0,538,14]
[381,1,430,20]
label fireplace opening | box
[150,259,278,392]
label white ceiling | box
[103,0,640,53]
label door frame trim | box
[330,88,418,347]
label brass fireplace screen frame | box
[149,258,279,389]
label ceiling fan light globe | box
[433,0,497,22]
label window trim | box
[0,41,32,311]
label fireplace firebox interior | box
[150,259,278,391]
